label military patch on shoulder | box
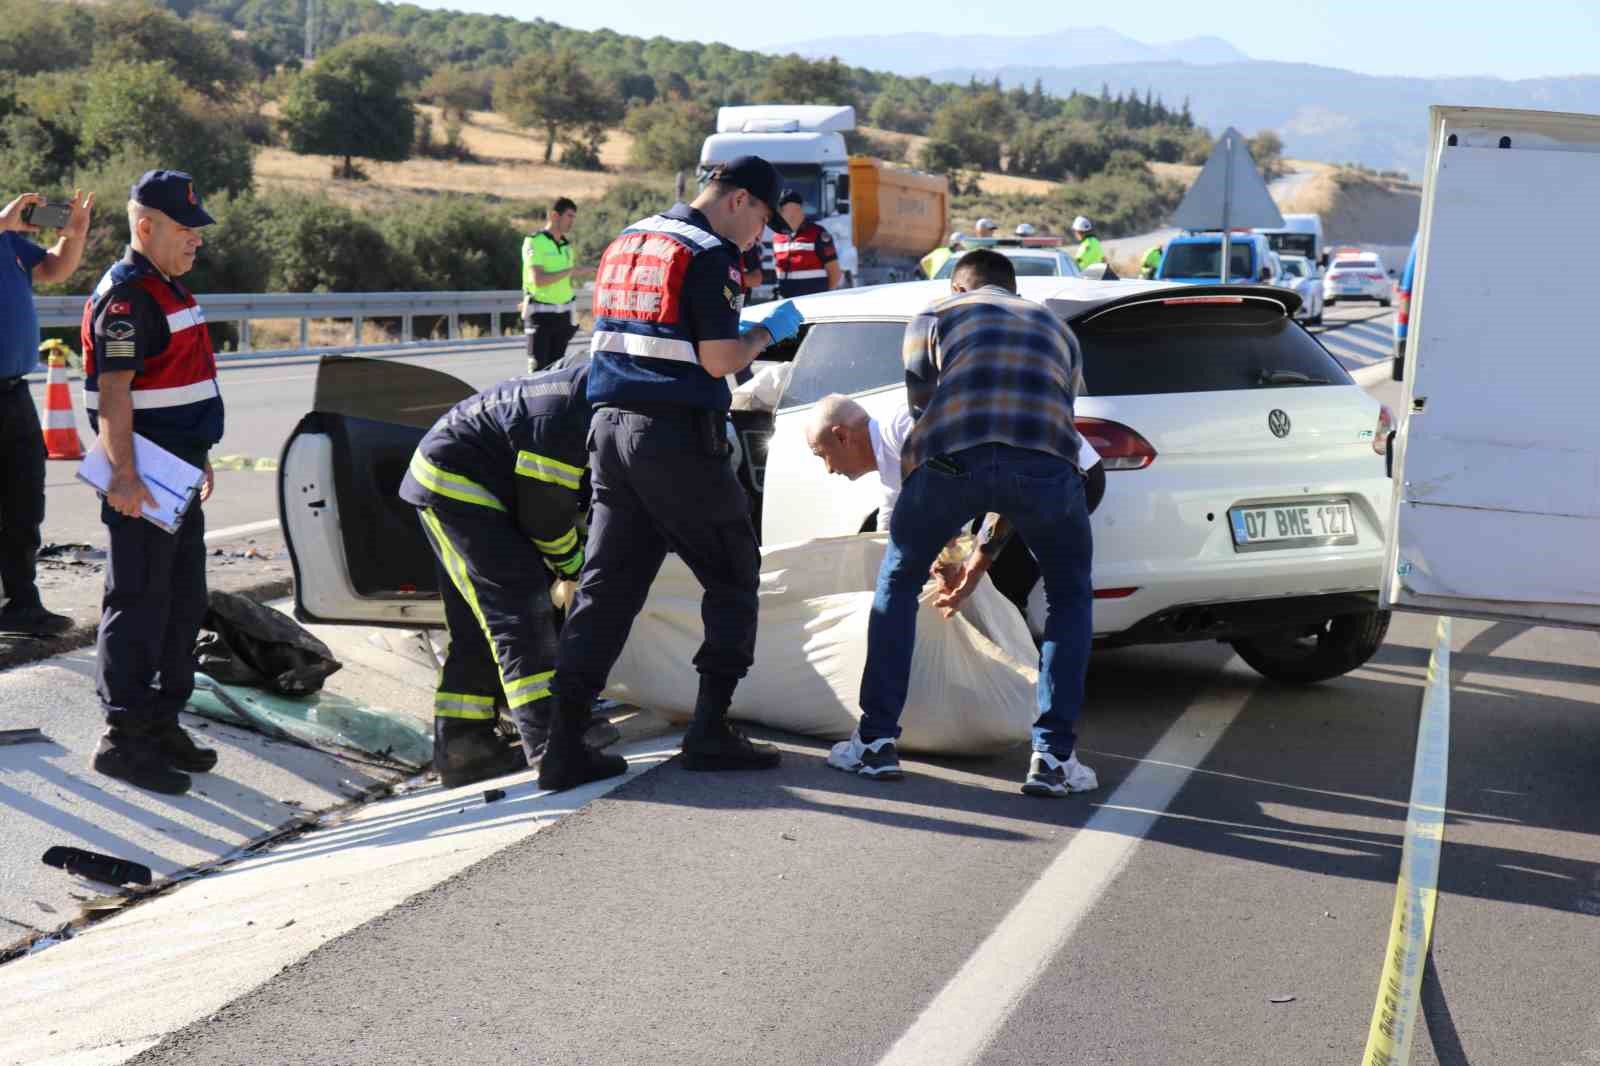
[727,265,741,285]
[723,285,739,310]
[108,300,132,315]
[104,320,136,341]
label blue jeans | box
[858,444,1093,757]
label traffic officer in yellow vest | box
[398,361,619,788]
[920,231,964,279]
[542,156,802,792]
[1071,215,1105,271]
[1140,243,1164,278]
[522,196,580,374]
[773,189,841,298]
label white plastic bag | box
[602,534,1038,754]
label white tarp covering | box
[602,535,1039,754]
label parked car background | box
[1277,254,1325,324]
[1323,252,1391,305]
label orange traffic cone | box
[41,349,85,461]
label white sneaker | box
[1021,751,1098,797]
[826,730,902,780]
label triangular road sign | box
[1172,127,1285,233]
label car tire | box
[1380,297,1392,308]
[1310,309,1323,326]
[1230,609,1391,684]
[1325,297,1336,306]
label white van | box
[1255,213,1324,266]
[1385,106,1600,627]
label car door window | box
[777,320,909,410]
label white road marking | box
[0,738,683,1066]
[203,518,280,545]
[875,678,1255,1066]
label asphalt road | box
[126,611,1600,1066]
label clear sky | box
[401,0,1600,81]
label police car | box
[278,277,1394,684]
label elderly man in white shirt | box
[805,393,1105,616]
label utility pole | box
[304,0,317,62]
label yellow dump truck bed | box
[848,157,949,258]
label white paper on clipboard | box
[76,433,204,534]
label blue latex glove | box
[740,299,802,344]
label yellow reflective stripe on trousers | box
[434,691,496,720]
[515,450,583,491]
[502,670,554,710]
[532,527,579,556]
[410,452,506,512]
[419,508,542,714]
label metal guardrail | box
[34,289,596,360]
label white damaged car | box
[277,277,1395,684]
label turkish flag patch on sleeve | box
[108,300,132,315]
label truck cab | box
[1156,232,1275,285]
[1254,213,1325,267]
[700,106,860,295]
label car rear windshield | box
[1072,298,1351,395]
[1160,242,1254,279]
[1330,257,1377,271]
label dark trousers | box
[415,504,558,721]
[0,379,46,609]
[555,407,760,705]
[96,501,207,729]
[524,309,578,373]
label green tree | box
[419,65,492,121]
[379,198,519,291]
[759,55,855,110]
[928,90,1015,173]
[76,61,254,197]
[92,0,246,102]
[624,99,713,173]
[0,0,96,77]
[919,139,965,176]
[280,36,417,180]
[495,50,621,164]
[1247,129,1285,179]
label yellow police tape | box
[209,455,278,472]
[1361,615,1452,1066]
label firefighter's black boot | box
[681,675,780,772]
[154,716,218,773]
[538,694,627,792]
[510,701,621,767]
[434,716,527,789]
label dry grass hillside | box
[1277,168,1421,246]
[253,109,1061,210]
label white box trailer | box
[1383,105,1600,627]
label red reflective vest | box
[773,221,833,296]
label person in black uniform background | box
[541,156,803,791]
[399,361,617,788]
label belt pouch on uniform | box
[697,412,731,458]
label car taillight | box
[1094,587,1139,599]
[1365,272,1385,280]
[1374,404,1395,455]
[1076,417,1157,470]
[1396,289,1411,326]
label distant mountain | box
[921,59,1600,176]
[776,27,1249,76]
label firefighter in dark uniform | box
[399,362,617,788]
[540,156,803,792]
[772,189,841,298]
[83,170,223,795]
[522,197,580,374]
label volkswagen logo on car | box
[1268,409,1291,438]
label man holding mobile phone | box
[0,189,93,638]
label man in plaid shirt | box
[826,249,1099,798]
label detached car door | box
[278,357,474,628]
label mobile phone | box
[21,201,72,230]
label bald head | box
[806,394,878,481]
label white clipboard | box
[77,433,204,534]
